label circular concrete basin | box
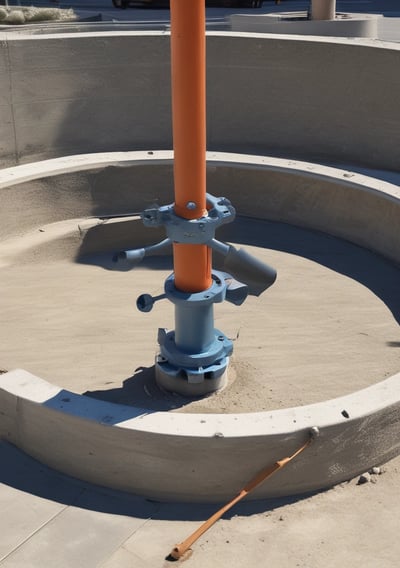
[1,151,400,502]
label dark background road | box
[11,0,400,22]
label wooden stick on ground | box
[168,427,319,561]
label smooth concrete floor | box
[1,218,399,412]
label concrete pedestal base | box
[155,362,228,397]
[230,12,382,38]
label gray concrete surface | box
[2,364,400,502]
[1,4,400,563]
[1,151,400,503]
[1,439,399,568]
[1,31,399,171]
[230,11,382,37]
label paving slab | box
[81,457,400,568]
[0,442,158,568]
[0,443,84,562]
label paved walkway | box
[2,441,400,567]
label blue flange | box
[155,271,234,393]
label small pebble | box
[357,472,371,485]
[370,466,381,475]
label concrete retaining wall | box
[1,365,400,503]
[1,151,399,266]
[1,32,400,171]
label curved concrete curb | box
[1,368,400,503]
[1,151,400,264]
[1,151,400,502]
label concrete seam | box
[0,487,87,564]
[97,513,160,568]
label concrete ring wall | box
[1,151,400,502]
[1,151,400,265]
[1,31,400,172]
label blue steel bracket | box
[114,190,277,297]
[136,272,248,313]
[112,192,277,391]
[140,193,235,244]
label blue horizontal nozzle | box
[112,238,172,265]
[223,246,277,296]
[112,248,146,264]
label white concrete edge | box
[208,29,400,49]
[2,29,400,50]
[0,30,170,40]
[1,368,400,439]
[1,151,400,203]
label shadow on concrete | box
[79,217,400,326]
[83,365,202,411]
[0,440,318,520]
[43,387,153,423]
[219,218,400,326]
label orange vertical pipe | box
[170,0,212,293]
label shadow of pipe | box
[77,216,400,325]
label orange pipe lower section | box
[173,244,212,293]
[170,0,211,293]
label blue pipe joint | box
[156,271,233,385]
[141,193,235,245]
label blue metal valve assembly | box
[114,193,276,396]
